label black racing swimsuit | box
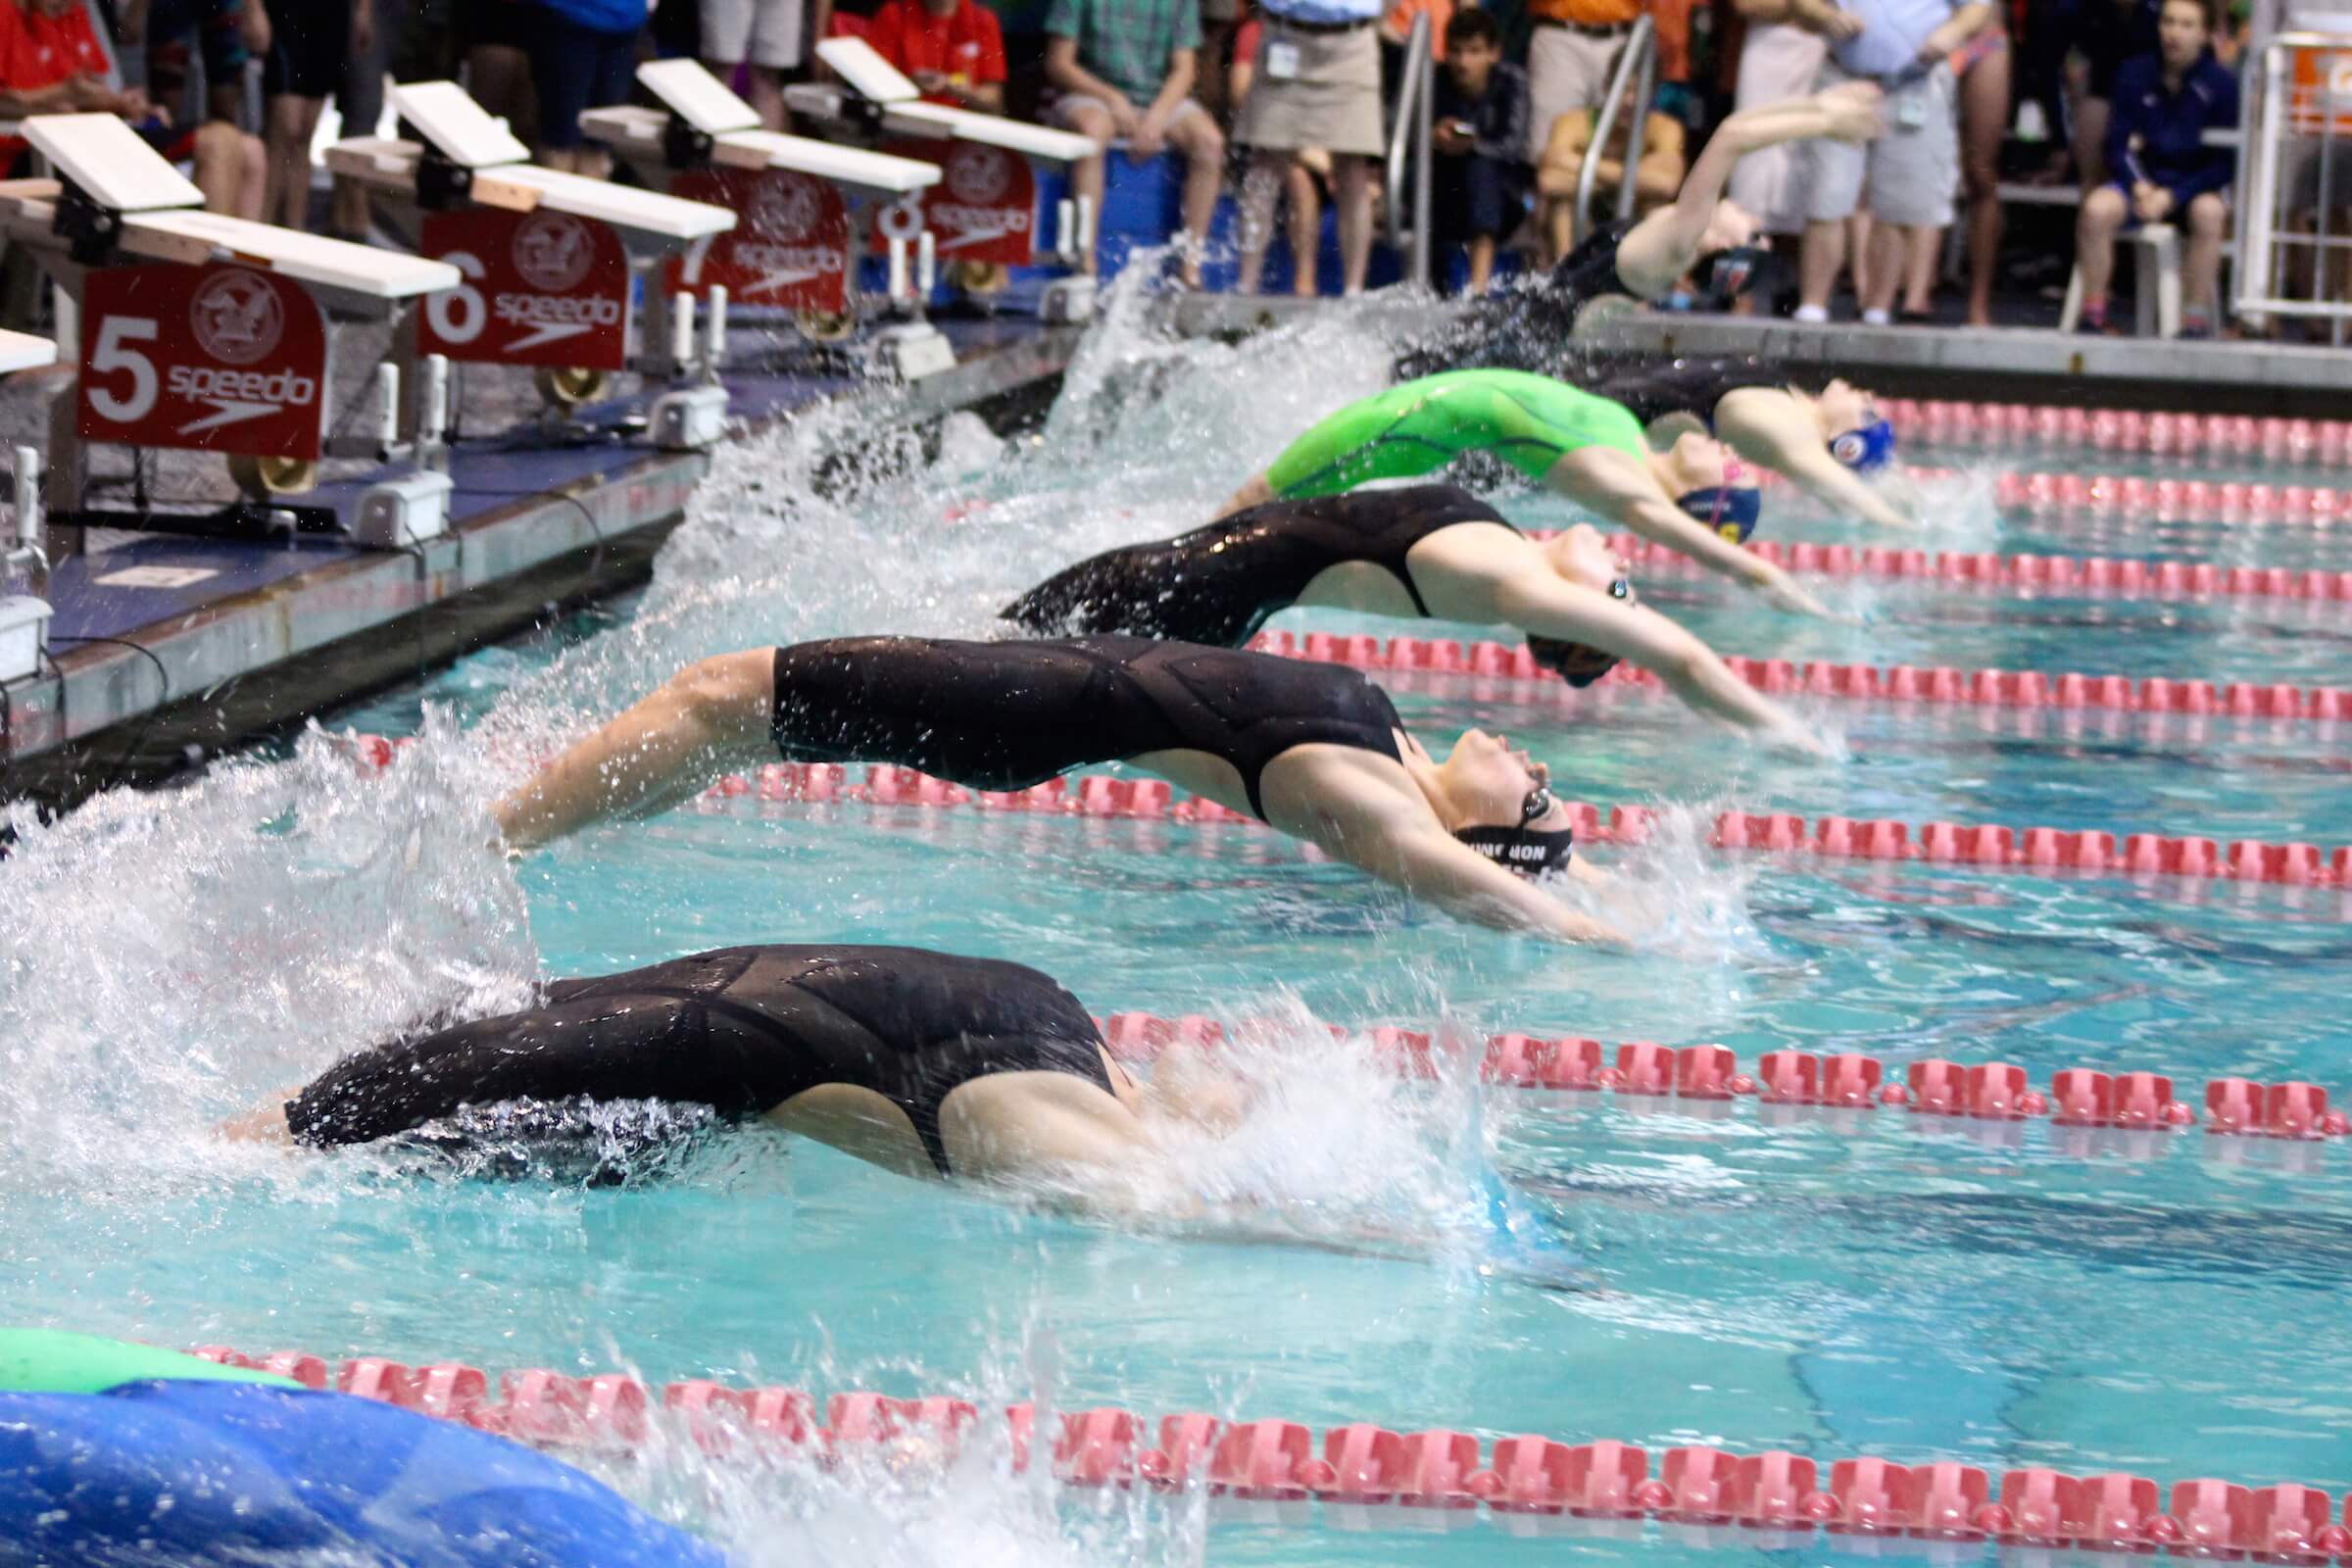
[767,634,1407,822]
[1396,220,1638,379]
[1587,355,1788,431]
[285,946,1113,1176]
[1003,485,1515,649]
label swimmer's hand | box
[1812,78,1882,135]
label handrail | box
[1572,15,1655,241]
[1382,8,1433,287]
[2233,27,2352,335]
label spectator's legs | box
[2075,182,2128,325]
[1064,101,1117,278]
[1847,211,1875,308]
[748,67,787,131]
[1238,150,1287,293]
[1166,107,1225,287]
[192,121,260,218]
[1283,161,1321,295]
[1898,223,1939,316]
[1960,39,2010,325]
[1334,153,1372,296]
[466,45,540,144]
[2074,96,2112,191]
[2183,191,2228,328]
[264,95,326,231]
[1797,220,1847,318]
[334,0,392,238]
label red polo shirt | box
[866,0,1006,104]
[0,0,109,94]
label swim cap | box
[1678,483,1763,544]
[1830,417,1898,473]
[1453,783,1574,878]
[1523,575,1632,688]
[1692,244,1767,310]
[1526,634,1619,688]
[1455,822,1577,877]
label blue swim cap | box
[1678,484,1763,544]
[1830,417,1898,473]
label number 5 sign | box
[75,263,329,460]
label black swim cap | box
[1526,633,1620,689]
[1454,823,1577,877]
[1453,784,1574,877]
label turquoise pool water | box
[5,286,2351,1564]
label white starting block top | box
[583,60,940,197]
[0,328,57,373]
[814,37,1095,167]
[17,115,459,299]
[326,81,735,242]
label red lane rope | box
[182,1344,2352,1550]
[1091,1009,2347,1138]
[1575,529,2352,606]
[1883,397,2352,469]
[668,759,2352,892]
[1247,628,2352,725]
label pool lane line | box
[1573,528,2352,605]
[172,1345,2352,1550]
[1090,1009,2349,1142]
[1250,628,2352,725]
[1881,397,2352,469]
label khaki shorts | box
[1725,24,1828,235]
[1234,20,1384,158]
[1798,60,1959,229]
[1526,24,1632,166]
[702,0,805,68]
[1048,93,1211,139]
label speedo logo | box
[167,365,318,406]
[494,293,623,326]
[734,242,845,274]
[932,204,1030,231]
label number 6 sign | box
[75,262,330,460]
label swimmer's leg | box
[493,649,776,851]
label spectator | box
[526,0,643,174]
[704,0,824,130]
[330,0,389,238]
[1521,0,1639,220]
[1233,0,1382,295]
[1537,86,1685,260]
[868,0,1005,109]
[0,0,263,216]
[1792,0,1992,324]
[1045,0,1223,287]
[1724,2,1831,297]
[2066,0,2159,189]
[261,0,369,228]
[1947,17,2007,324]
[457,2,538,150]
[2074,0,2234,335]
[1430,6,1527,292]
[1229,3,1326,295]
[117,0,270,220]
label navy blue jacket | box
[2104,51,2239,208]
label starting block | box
[797,36,1099,320]
[0,335,60,685]
[328,80,739,447]
[581,60,957,375]
[0,114,461,544]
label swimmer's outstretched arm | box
[1613,83,1886,298]
[1714,397,1917,533]
[1554,456,1840,621]
[1490,576,1831,754]
[493,650,778,850]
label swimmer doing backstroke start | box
[492,634,1626,943]
[1006,484,1830,754]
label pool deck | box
[0,318,1083,808]
[1170,295,2352,417]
